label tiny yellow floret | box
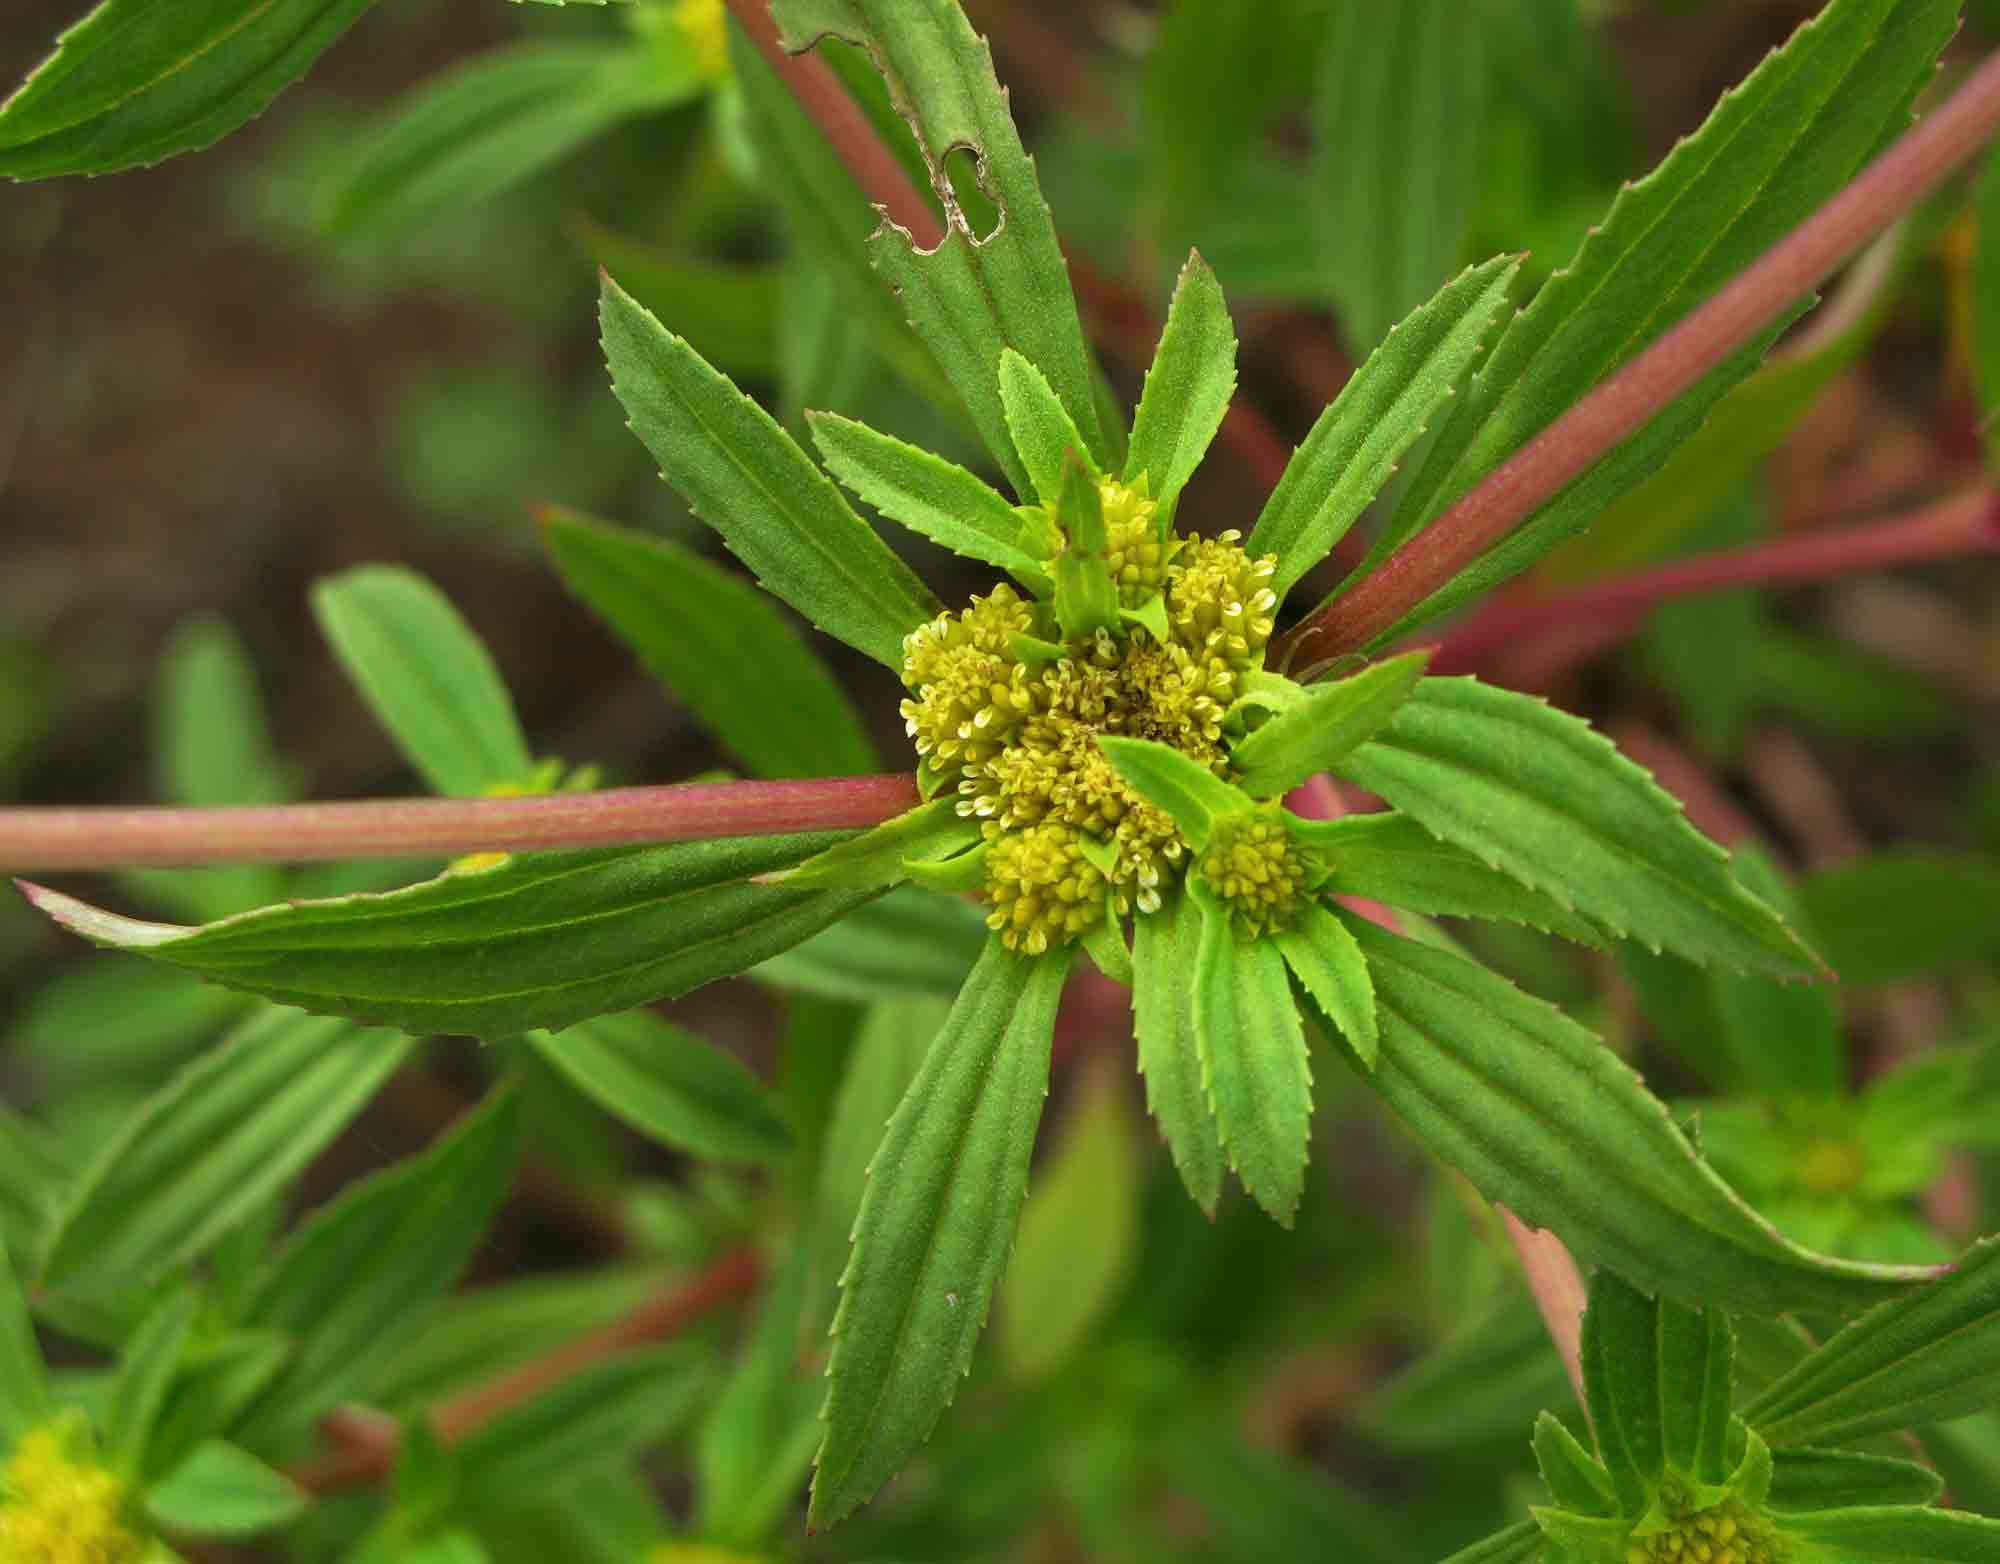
[984,821,1108,954]
[1626,1493,1785,1564]
[0,1424,143,1564]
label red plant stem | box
[725,0,944,247]
[0,774,920,871]
[1281,45,2000,664]
[1499,1208,1590,1418]
[292,1246,762,1495]
[1428,487,1999,672]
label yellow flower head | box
[984,820,1108,955]
[1624,1493,1784,1564]
[1196,807,1315,938]
[0,1423,143,1564]
[674,0,730,82]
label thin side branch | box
[1282,45,2000,663]
[0,774,920,871]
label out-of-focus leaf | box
[0,1106,69,1264]
[1757,627,1960,742]
[105,1287,198,1477]
[39,1009,412,1298]
[602,277,938,669]
[1313,0,1484,355]
[144,1329,290,1482]
[13,954,252,1089]
[1798,853,2000,986]
[1162,1423,1414,1564]
[311,566,532,798]
[585,226,781,382]
[0,1234,49,1447]
[153,618,288,811]
[0,0,379,178]
[236,1088,519,1446]
[811,939,1068,1529]
[541,508,875,779]
[1367,1292,1572,1450]
[999,1065,1142,1379]
[695,1251,818,1549]
[25,833,875,1040]
[1438,1522,1548,1564]
[145,1441,307,1538]
[527,1011,792,1164]
[1141,0,1276,265]
[1707,847,1843,1097]
[754,885,986,1001]
[320,43,697,244]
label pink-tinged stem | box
[1283,774,1400,931]
[1428,488,2000,672]
[0,774,921,871]
[1500,1207,1591,1417]
[1282,46,2000,665]
[725,0,945,248]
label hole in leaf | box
[943,145,1000,241]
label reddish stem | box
[1428,488,1999,672]
[1281,45,2000,664]
[292,1246,762,1495]
[0,774,919,871]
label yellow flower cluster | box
[1626,1495,1782,1564]
[1196,807,1314,938]
[0,1425,141,1564]
[900,518,1282,951]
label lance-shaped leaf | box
[1744,1240,2000,1449]
[0,1235,49,1448]
[145,1441,308,1540]
[1767,1450,1944,1511]
[319,42,698,244]
[697,1252,820,1550]
[1367,1299,1571,1452]
[1098,735,1246,853]
[1192,884,1314,1225]
[1230,652,1429,799]
[526,1012,792,1165]
[756,885,986,1003]
[1340,916,1929,1317]
[24,832,876,1041]
[236,1088,518,1447]
[1782,1507,2000,1558]
[811,938,1068,1529]
[601,277,938,669]
[1335,678,1817,975]
[541,509,876,780]
[38,1007,412,1298]
[0,0,380,178]
[1369,0,1958,640]
[1293,812,1609,946]
[1133,887,1225,1215]
[1438,1521,1548,1564]
[104,1288,198,1478]
[1052,450,1119,640]
[772,0,1109,493]
[312,566,532,799]
[998,348,1095,507]
[1274,901,1378,1067]
[1124,252,1237,514]
[774,799,980,893]
[809,412,1053,589]
[1249,256,1517,601]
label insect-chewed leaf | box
[37,1007,412,1299]
[1124,251,1237,514]
[1230,651,1429,798]
[811,937,1068,1529]
[1340,914,1932,1318]
[0,0,380,178]
[600,277,939,669]
[311,566,533,799]
[1335,677,1819,975]
[541,508,876,780]
[1132,888,1224,1214]
[23,831,878,1041]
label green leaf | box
[1132,886,1225,1215]
[311,565,532,798]
[144,1329,290,1482]
[998,1064,1142,1380]
[38,1008,412,1298]
[1371,0,1957,641]
[527,1011,791,1165]
[776,799,979,892]
[1707,847,1843,1097]
[1192,885,1313,1225]
[586,228,782,385]
[1579,1269,1733,1507]
[1293,812,1608,947]
[809,412,1053,588]
[1534,1411,1617,1514]
[805,997,947,1339]
[154,617,288,810]
[755,884,986,1002]
[1231,652,1430,799]
[1141,0,1279,265]
[1745,1240,2000,1449]
[600,276,938,669]
[1437,1520,1547,1564]
[1335,678,1817,975]
[810,938,1068,1529]
[0,1235,50,1448]
[0,0,379,178]
[319,42,695,244]
[997,347,1093,506]
[25,832,876,1040]
[1782,1506,2000,1560]
[540,508,875,779]
[1161,1422,1414,1564]
[1123,251,1236,513]
[1097,735,1245,852]
[771,0,1110,490]
[1797,854,2000,987]
[1340,916,1928,1317]
[1768,1449,1944,1512]
[1052,449,1119,640]
[144,1441,307,1539]
[236,1087,519,1446]
[1274,901,1377,1067]
[456,1344,703,1509]
[105,1287,198,1478]
[0,1110,66,1283]
[1367,1295,1571,1451]
[1249,256,1518,602]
